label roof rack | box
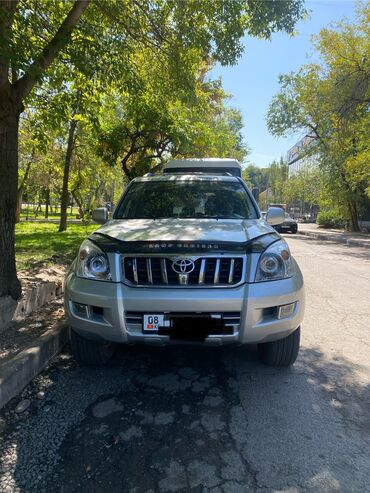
[163,171,234,176]
[143,171,235,177]
[143,158,243,178]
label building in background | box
[286,135,320,221]
[287,135,318,177]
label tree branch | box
[96,1,169,55]
[305,122,322,140]
[15,0,90,102]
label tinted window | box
[115,180,257,220]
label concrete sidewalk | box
[297,223,370,249]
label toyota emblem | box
[171,258,195,274]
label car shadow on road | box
[2,344,370,492]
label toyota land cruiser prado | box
[64,159,305,366]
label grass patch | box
[20,205,80,220]
[16,222,98,271]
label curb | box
[0,321,69,409]
[0,280,63,333]
[298,230,370,249]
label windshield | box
[115,180,257,220]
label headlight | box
[75,239,111,281]
[255,239,292,282]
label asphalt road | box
[1,235,370,493]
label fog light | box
[277,302,296,319]
[73,302,89,318]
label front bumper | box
[275,223,297,233]
[64,269,305,346]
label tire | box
[70,329,115,366]
[258,327,300,367]
[291,226,298,234]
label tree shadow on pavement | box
[286,234,370,261]
[1,345,370,493]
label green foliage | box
[283,166,321,207]
[267,4,370,230]
[18,104,122,220]
[267,158,288,201]
[96,61,248,178]
[316,210,346,229]
[242,164,269,191]
[71,128,122,218]
[4,0,307,88]
[7,0,308,189]
[243,158,289,209]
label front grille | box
[122,256,244,287]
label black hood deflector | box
[88,232,280,254]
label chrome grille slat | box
[122,256,244,287]
[228,259,235,284]
[214,259,220,284]
[199,259,206,284]
[132,258,138,284]
[161,258,168,284]
[146,258,153,284]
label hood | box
[95,218,274,244]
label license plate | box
[143,314,167,332]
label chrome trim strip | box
[214,259,220,284]
[161,258,168,284]
[228,258,235,284]
[123,283,245,289]
[124,311,241,336]
[199,259,206,284]
[146,258,153,284]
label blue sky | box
[211,0,357,168]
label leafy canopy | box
[267,4,370,228]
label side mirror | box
[92,207,108,224]
[266,207,285,226]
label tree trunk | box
[15,159,32,223]
[0,0,89,301]
[45,187,50,218]
[339,169,360,232]
[35,198,42,214]
[59,118,77,232]
[71,190,85,219]
[348,200,360,232]
[15,187,23,223]
[0,106,22,299]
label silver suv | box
[65,168,304,367]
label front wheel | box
[70,329,115,366]
[258,327,300,367]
